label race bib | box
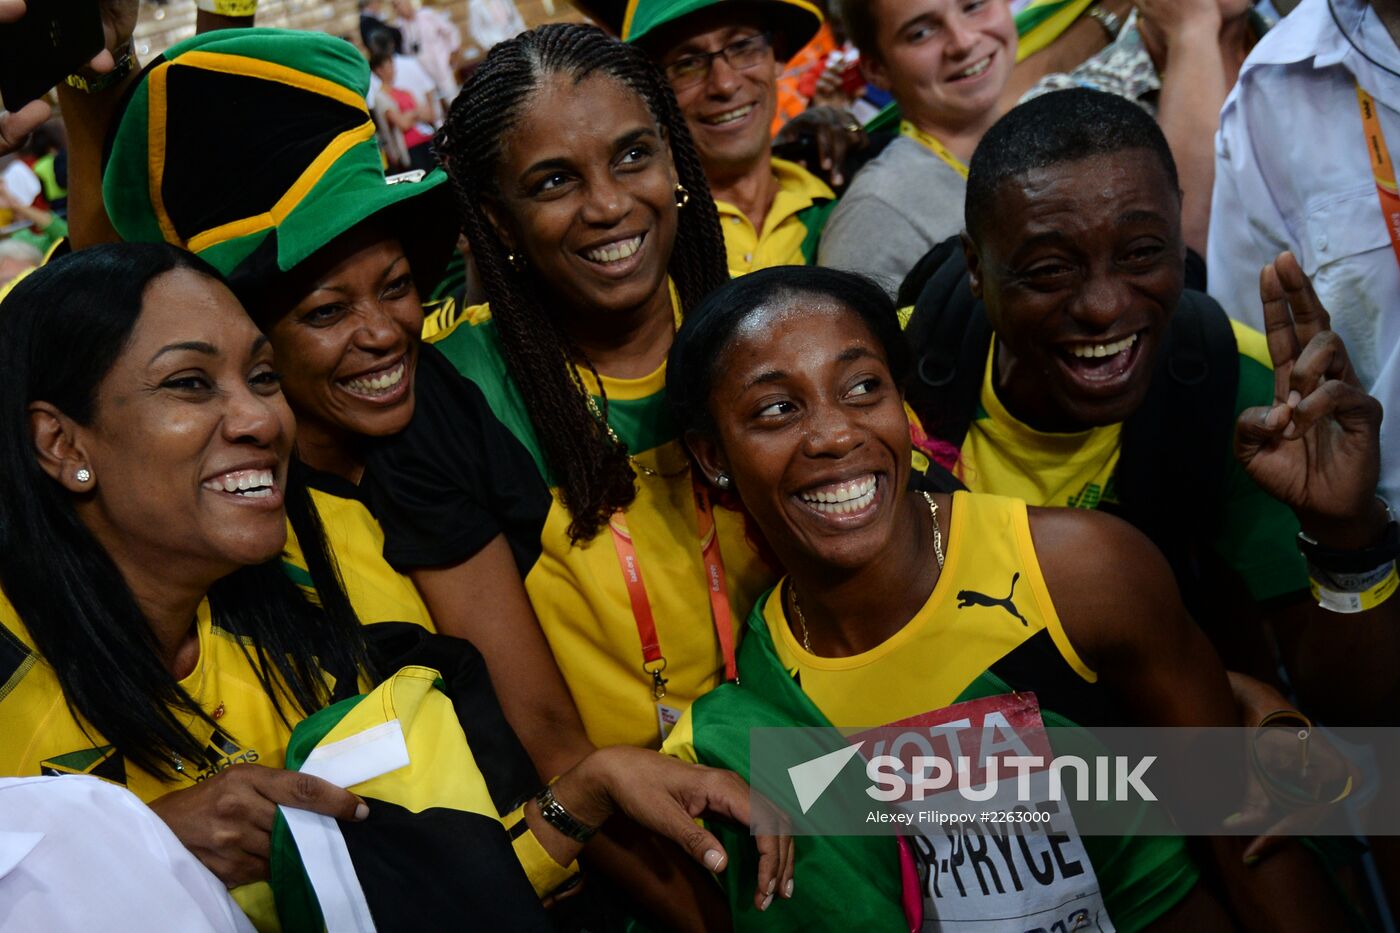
[861,693,1113,933]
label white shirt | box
[397,7,461,101]
[0,776,254,932]
[1208,0,1400,506]
[468,0,526,51]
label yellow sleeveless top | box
[765,491,1096,729]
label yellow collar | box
[714,157,835,232]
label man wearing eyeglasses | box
[626,0,838,277]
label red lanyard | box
[608,474,738,699]
[1357,85,1400,269]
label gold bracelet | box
[1085,3,1123,41]
[64,44,135,95]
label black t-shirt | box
[363,343,550,575]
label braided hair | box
[435,23,728,542]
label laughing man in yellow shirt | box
[625,0,837,276]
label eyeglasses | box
[664,32,774,90]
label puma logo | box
[956,573,1029,627]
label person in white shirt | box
[1208,0,1400,508]
[393,0,463,102]
[367,29,442,127]
[468,0,526,51]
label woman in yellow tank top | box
[664,266,1355,931]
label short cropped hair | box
[964,88,1180,243]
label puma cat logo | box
[956,573,1029,627]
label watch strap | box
[534,785,598,843]
[1297,519,1400,575]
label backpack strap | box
[903,235,994,452]
[1116,291,1240,590]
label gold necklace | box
[789,492,945,653]
[582,388,689,479]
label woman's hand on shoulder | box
[149,763,367,886]
[541,747,795,912]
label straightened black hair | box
[0,243,367,779]
[667,265,910,438]
[436,23,730,542]
[965,88,1180,244]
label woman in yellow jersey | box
[0,243,791,925]
[662,266,1349,931]
[819,0,1017,293]
[361,25,782,926]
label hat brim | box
[629,0,822,62]
[227,168,460,324]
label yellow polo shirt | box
[717,157,835,277]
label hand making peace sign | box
[1234,251,1387,550]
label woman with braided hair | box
[361,22,784,926]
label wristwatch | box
[1085,4,1123,42]
[534,784,599,843]
[1297,516,1400,575]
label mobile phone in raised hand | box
[0,0,104,110]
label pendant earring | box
[674,183,690,209]
[75,468,92,484]
[714,473,731,489]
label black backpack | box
[900,236,1240,609]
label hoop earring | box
[674,184,690,209]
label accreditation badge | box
[656,702,683,742]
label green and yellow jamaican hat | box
[611,0,823,59]
[102,28,456,305]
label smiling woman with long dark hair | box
[0,242,793,930]
[0,243,371,892]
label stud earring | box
[714,473,730,489]
[506,252,526,271]
[674,183,690,209]
[75,468,91,484]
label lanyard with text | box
[608,474,738,702]
[1357,85,1400,269]
[899,119,969,180]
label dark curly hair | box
[435,23,729,542]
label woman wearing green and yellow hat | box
[98,27,508,641]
